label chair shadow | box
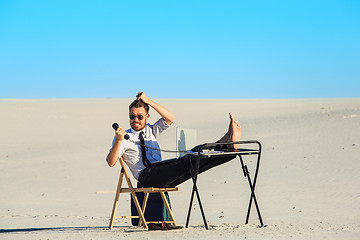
[0,225,145,234]
[0,226,105,233]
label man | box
[106,92,241,188]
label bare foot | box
[217,113,241,149]
[230,113,241,149]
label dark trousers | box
[138,153,236,188]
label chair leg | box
[160,192,177,226]
[131,191,148,229]
[109,171,124,229]
[138,193,150,227]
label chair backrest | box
[176,127,197,158]
[118,157,136,190]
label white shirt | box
[111,118,170,180]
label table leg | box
[185,154,209,229]
[239,156,264,226]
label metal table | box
[185,140,264,229]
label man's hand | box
[107,125,126,167]
[136,92,151,104]
[136,91,175,125]
[115,125,127,142]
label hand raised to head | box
[136,92,150,104]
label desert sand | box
[1,98,359,239]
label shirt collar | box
[129,124,150,137]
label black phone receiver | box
[112,123,130,140]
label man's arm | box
[137,92,175,125]
[106,125,127,167]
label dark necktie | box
[139,131,152,167]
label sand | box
[1,98,359,239]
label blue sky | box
[0,0,359,99]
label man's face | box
[129,107,149,131]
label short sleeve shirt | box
[111,118,170,180]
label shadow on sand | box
[0,225,145,234]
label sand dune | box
[1,98,359,239]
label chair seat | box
[120,187,179,193]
